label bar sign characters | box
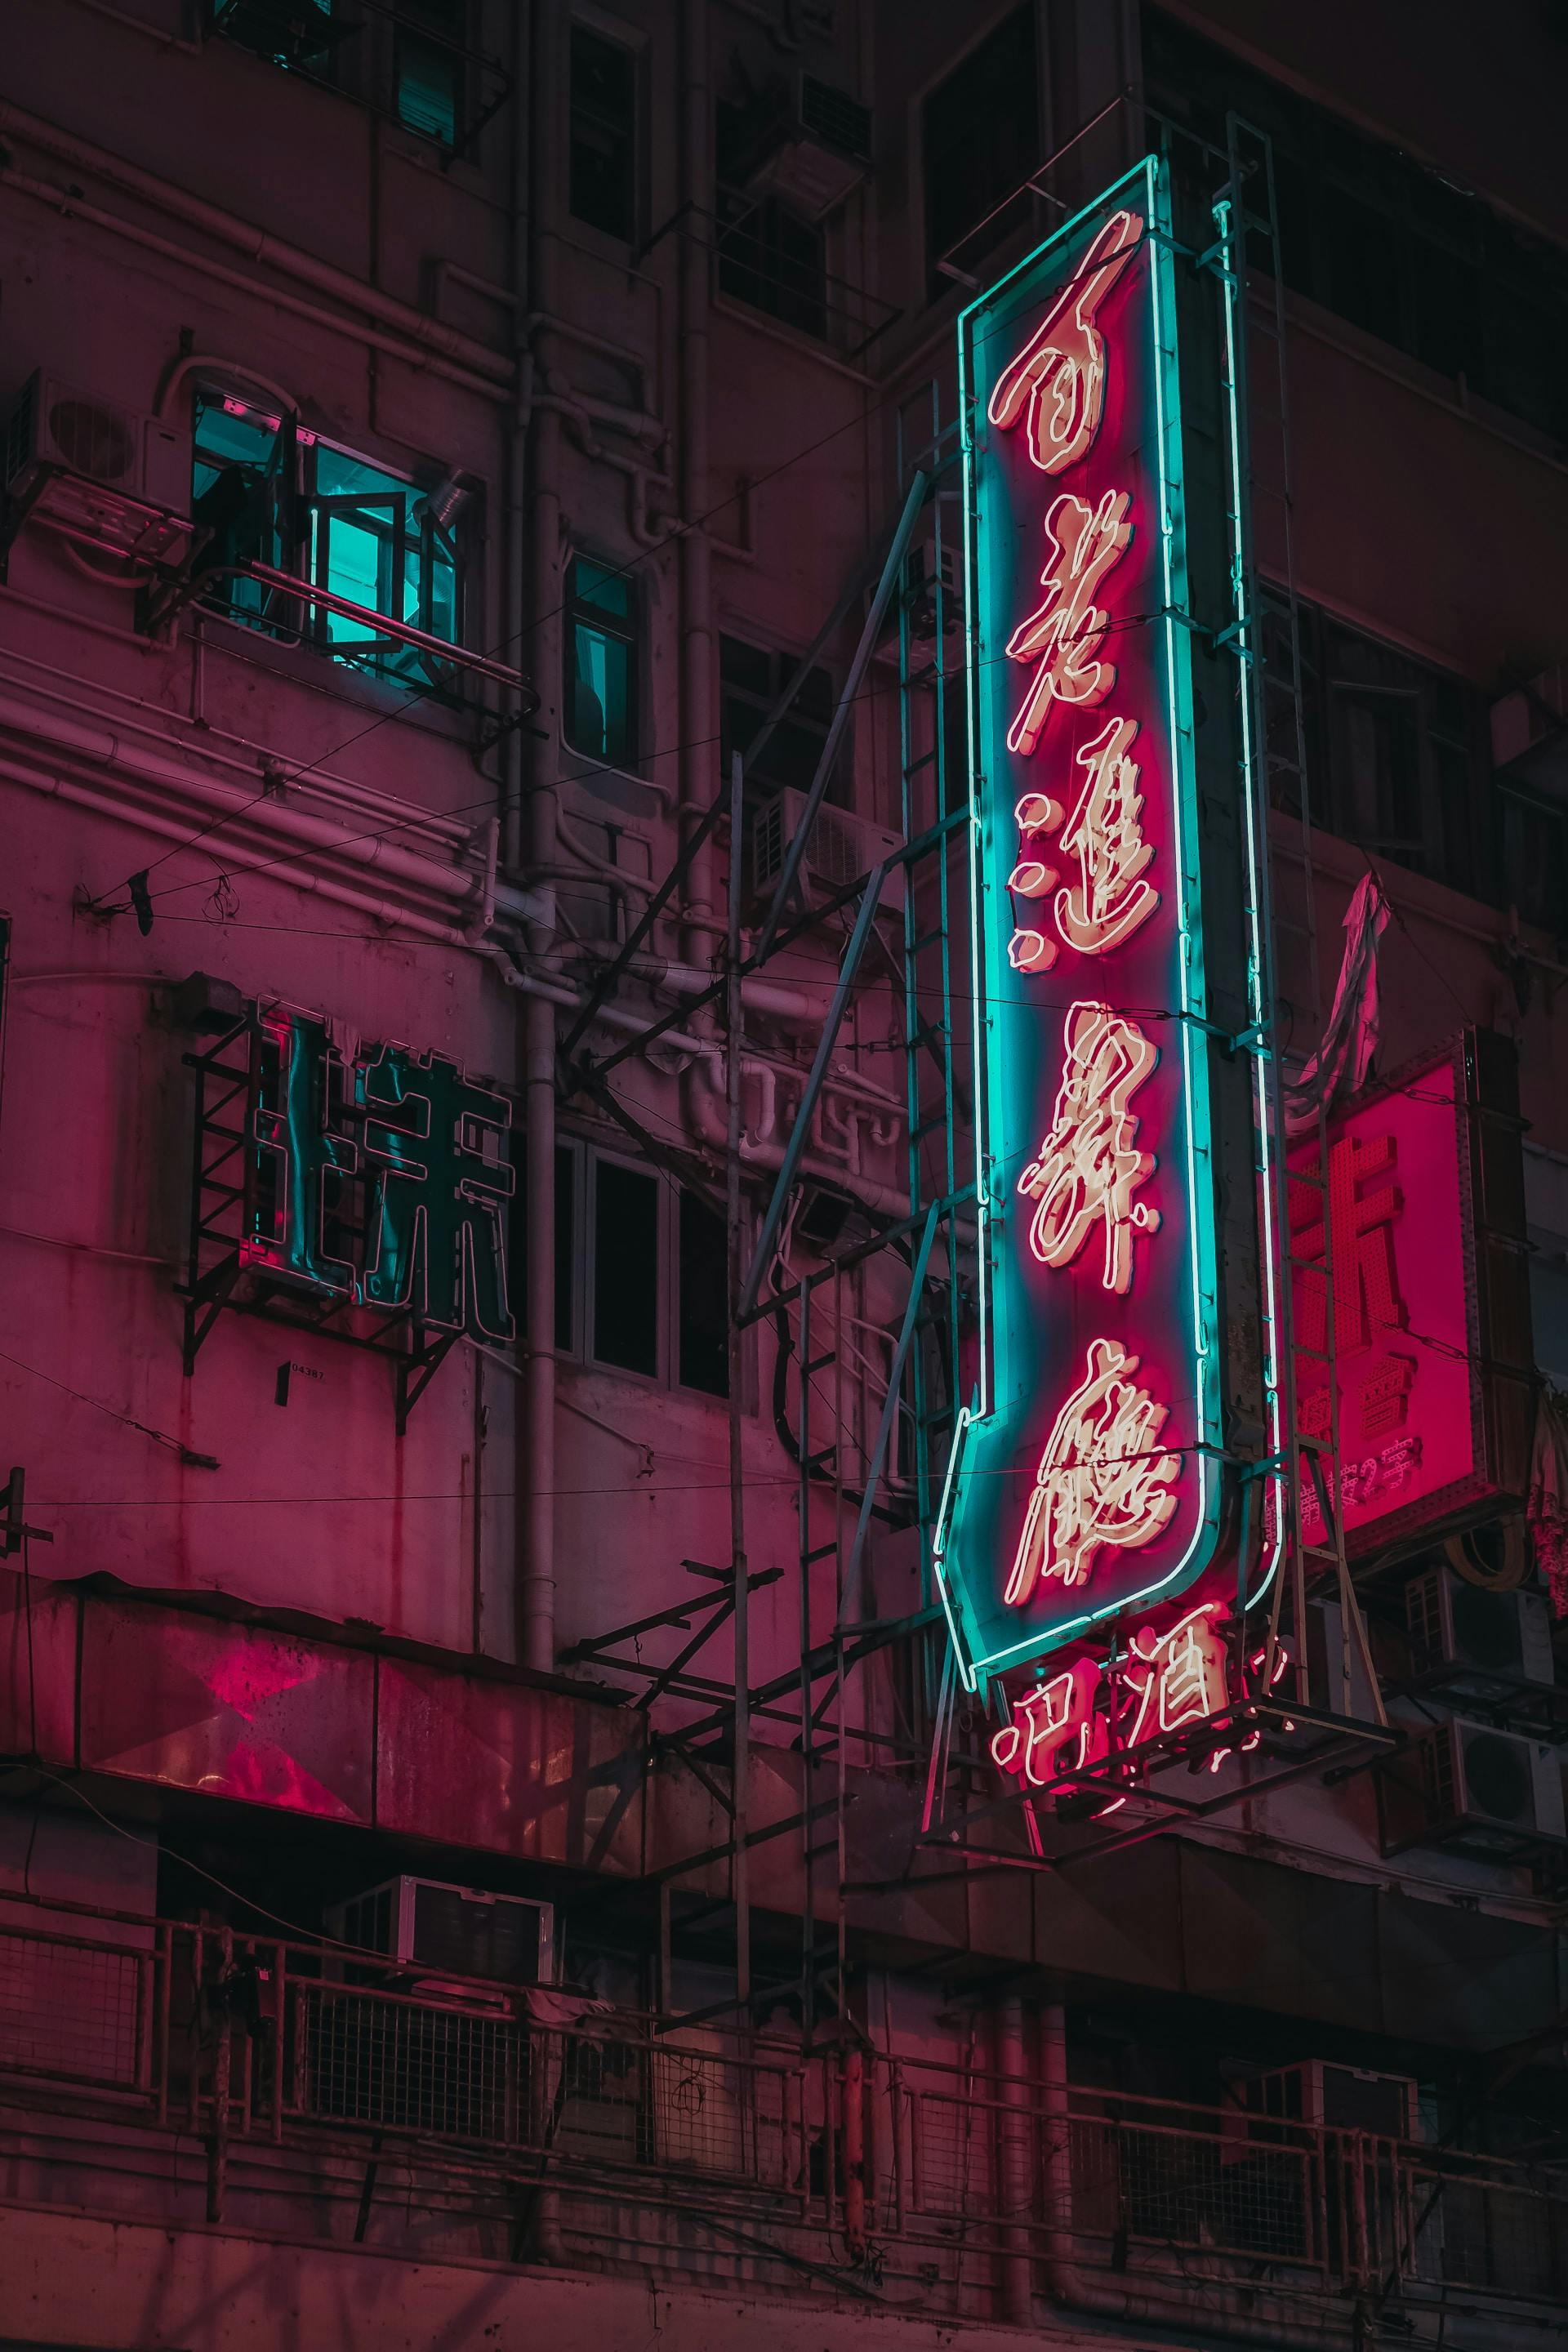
[937,158,1223,1690]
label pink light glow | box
[987,209,1145,474]
[1017,1000,1160,1293]
[1004,488,1133,756]
[1004,1339,1180,1606]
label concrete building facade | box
[0,2,1565,2346]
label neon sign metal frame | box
[935,154,1225,1695]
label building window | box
[191,388,466,690]
[715,100,829,341]
[1263,595,1490,902]
[395,0,465,146]
[210,0,339,73]
[922,7,1039,300]
[719,634,846,806]
[1143,5,1568,446]
[555,1144,732,1398]
[564,555,639,767]
[569,23,638,240]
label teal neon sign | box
[935,156,1225,1695]
[246,1006,515,1344]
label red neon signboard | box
[1284,1034,1530,1553]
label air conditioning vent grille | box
[800,74,872,163]
[48,394,136,483]
[412,1884,544,1986]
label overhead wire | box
[82,247,1111,920]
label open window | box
[564,555,639,768]
[190,387,467,693]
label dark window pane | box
[719,635,845,804]
[716,187,827,341]
[1330,687,1423,856]
[554,1141,575,1352]
[923,6,1037,296]
[594,1160,658,1374]
[570,25,636,239]
[678,1190,729,1397]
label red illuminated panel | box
[1287,1042,1505,1552]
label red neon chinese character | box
[1007,716,1159,974]
[990,1668,1094,1787]
[1004,1339,1180,1606]
[1123,1604,1229,1745]
[1358,1352,1415,1440]
[987,209,1145,474]
[1290,1133,1405,1356]
[1004,490,1134,757]
[1017,1001,1160,1294]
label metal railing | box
[2,1904,1565,2333]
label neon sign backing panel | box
[937,157,1223,1693]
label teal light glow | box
[1213,194,1287,1613]
[934,156,1223,1695]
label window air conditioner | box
[1404,1565,1555,1687]
[1239,2059,1420,2141]
[327,1876,556,1987]
[1380,1720,1566,1860]
[4,372,189,514]
[751,786,906,915]
[742,74,873,219]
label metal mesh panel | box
[908,2089,1000,2219]
[0,1931,144,2088]
[1071,2118,1314,2261]
[301,1988,516,2141]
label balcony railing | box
[2,1903,1566,2338]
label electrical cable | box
[82,255,1111,920]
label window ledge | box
[193,605,475,743]
[710,295,880,390]
[1281,286,1568,481]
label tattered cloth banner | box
[1526,1388,1568,1619]
[1284,871,1391,1134]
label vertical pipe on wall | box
[677,0,715,956]
[517,0,565,1673]
[993,1995,1036,2326]
[727,753,751,2011]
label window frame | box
[719,630,849,808]
[190,385,469,693]
[919,3,1041,305]
[563,551,642,773]
[568,15,642,245]
[555,1138,741,1403]
[1261,589,1493,905]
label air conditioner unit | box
[1380,1720,1567,1860]
[751,786,905,915]
[327,1877,555,1987]
[1405,1565,1554,1687]
[742,74,873,218]
[1240,2059,1420,2141]
[4,372,189,514]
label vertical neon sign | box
[936,158,1223,1690]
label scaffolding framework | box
[552,99,1397,2036]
